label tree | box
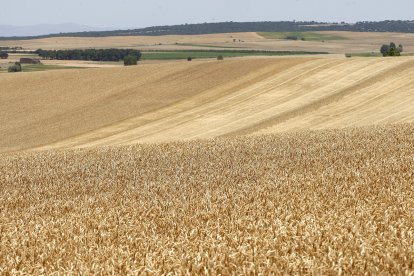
[0,51,8,59]
[217,55,224,60]
[380,44,390,56]
[123,55,138,66]
[187,57,192,61]
[380,42,401,57]
[398,44,404,53]
[8,62,22,73]
[389,47,396,56]
[388,42,400,56]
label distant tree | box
[380,44,390,56]
[187,57,192,61]
[398,44,404,53]
[0,51,8,59]
[388,42,400,56]
[123,55,138,66]
[381,42,401,57]
[8,62,22,72]
[217,55,224,60]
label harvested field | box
[0,58,307,152]
[1,56,414,152]
[0,32,262,51]
[2,56,413,152]
[3,31,414,53]
[0,124,413,274]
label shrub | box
[217,55,224,60]
[8,62,22,73]
[0,51,8,59]
[187,57,192,61]
[286,35,298,40]
[123,55,138,66]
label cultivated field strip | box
[258,72,414,133]
[0,124,413,274]
[0,58,305,152]
[35,57,414,150]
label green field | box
[346,52,414,58]
[21,64,83,72]
[258,32,346,41]
[141,50,328,60]
[345,52,382,57]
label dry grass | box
[0,124,413,274]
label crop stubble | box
[2,57,414,153]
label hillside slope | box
[1,57,414,152]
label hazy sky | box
[2,0,413,28]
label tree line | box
[3,21,414,40]
[34,49,142,62]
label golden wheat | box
[0,124,413,274]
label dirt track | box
[1,57,414,152]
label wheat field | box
[1,55,414,273]
[0,124,413,274]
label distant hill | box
[0,23,103,37]
[2,20,414,40]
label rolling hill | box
[1,56,414,153]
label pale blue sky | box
[2,0,413,28]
